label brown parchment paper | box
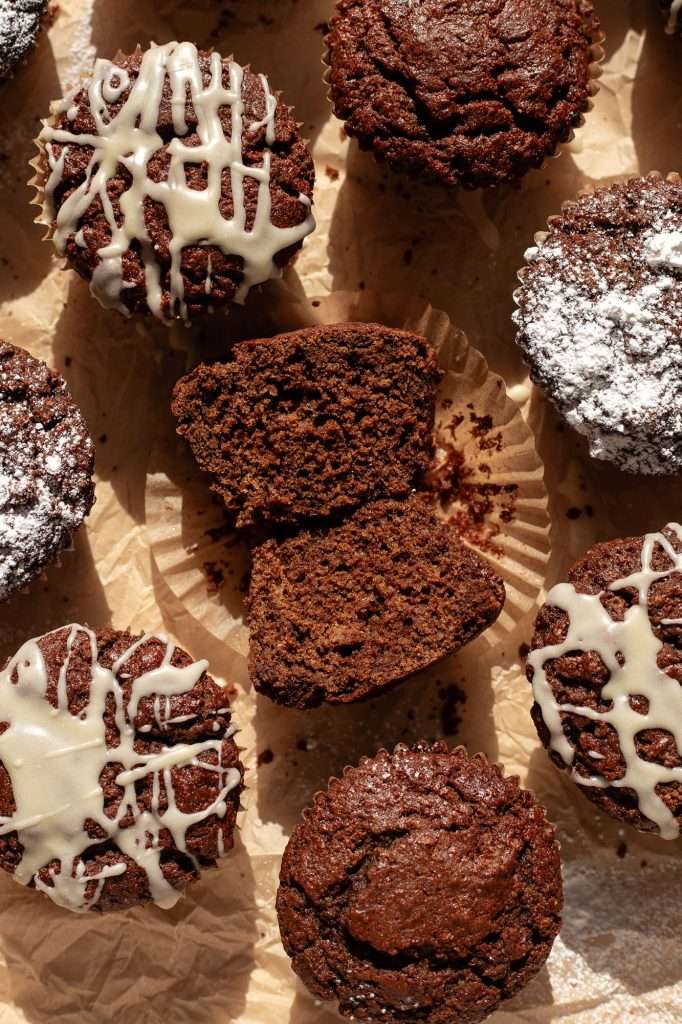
[1,2,682,1023]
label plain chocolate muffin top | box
[326,0,600,189]
[247,495,505,708]
[514,174,682,475]
[0,624,244,912]
[38,41,315,321]
[277,742,562,1024]
[527,522,682,839]
[172,322,441,529]
[0,341,95,601]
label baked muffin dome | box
[326,0,600,189]
[0,0,47,82]
[37,41,315,322]
[514,174,682,474]
[0,341,95,600]
[277,742,562,1024]
[527,522,682,839]
[0,625,244,912]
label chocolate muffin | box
[0,341,95,601]
[171,323,441,529]
[514,174,682,474]
[247,496,505,708]
[0,0,47,81]
[0,624,244,912]
[527,522,682,839]
[277,742,562,1024]
[326,0,601,190]
[37,41,315,322]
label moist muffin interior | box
[247,495,505,708]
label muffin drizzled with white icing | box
[35,41,315,322]
[514,174,682,475]
[527,524,682,839]
[0,341,95,600]
[0,625,244,912]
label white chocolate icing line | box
[0,624,241,912]
[39,41,315,322]
[528,523,682,840]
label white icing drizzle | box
[528,524,682,840]
[39,41,315,321]
[667,0,682,33]
[0,624,240,912]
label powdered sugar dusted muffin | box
[527,523,682,839]
[36,41,315,322]
[0,0,47,82]
[514,174,682,474]
[0,341,95,600]
[0,624,244,912]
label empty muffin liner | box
[145,289,551,672]
[321,12,606,188]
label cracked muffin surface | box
[277,742,562,1024]
[326,0,600,189]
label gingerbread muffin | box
[248,496,505,708]
[0,624,244,912]
[171,323,441,529]
[36,41,315,322]
[527,522,682,839]
[277,742,562,1024]
[514,174,682,474]
[326,0,601,190]
[0,341,95,601]
[0,1,47,82]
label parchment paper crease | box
[0,2,680,1023]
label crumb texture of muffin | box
[326,0,600,189]
[247,496,505,708]
[171,323,441,528]
[528,522,682,838]
[0,0,47,81]
[38,41,315,321]
[514,174,682,474]
[0,341,95,601]
[277,742,562,1024]
[0,625,244,912]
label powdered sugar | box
[0,343,95,600]
[514,182,682,474]
[0,0,46,80]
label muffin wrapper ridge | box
[320,13,606,189]
[145,288,551,667]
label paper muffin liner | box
[145,289,550,670]
[321,12,605,187]
[28,48,316,328]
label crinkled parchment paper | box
[0,2,681,1023]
